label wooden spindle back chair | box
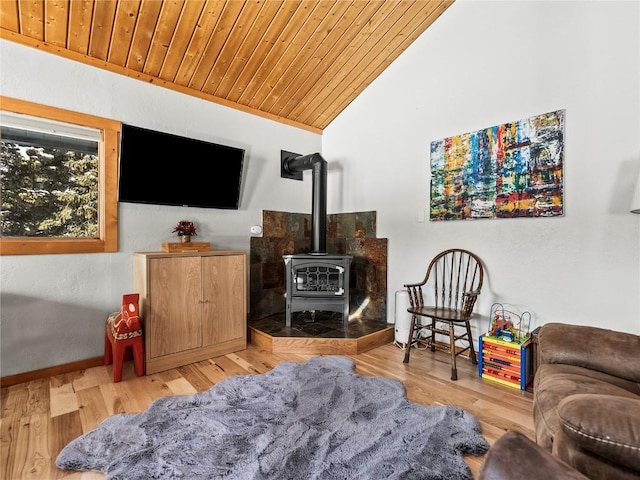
[403,249,484,380]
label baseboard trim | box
[1,356,104,387]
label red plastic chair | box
[104,293,145,382]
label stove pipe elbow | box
[281,152,327,255]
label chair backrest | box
[120,293,141,332]
[413,249,484,317]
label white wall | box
[323,0,640,337]
[0,40,321,376]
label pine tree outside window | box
[0,97,119,255]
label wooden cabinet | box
[133,251,247,374]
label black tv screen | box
[118,124,245,209]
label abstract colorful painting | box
[430,110,564,221]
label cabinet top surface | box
[135,250,246,257]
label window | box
[0,97,119,255]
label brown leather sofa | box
[479,430,589,480]
[533,322,640,479]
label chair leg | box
[104,332,113,365]
[465,320,477,365]
[111,341,124,383]
[132,338,145,377]
[403,315,417,363]
[449,322,458,381]
[430,319,436,352]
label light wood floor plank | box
[50,384,78,418]
[24,380,50,417]
[49,413,83,480]
[15,413,51,480]
[1,416,19,479]
[75,387,108,433]
[165,377,198,396]
[138,373,175,401]
[210,355,255,377]
[191,359,230,385]
[175,363,216,393]
[97,382,125,418]
[71,367,111,393]
[0,343,534,479]
[1,385,28,423]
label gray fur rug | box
[56,356,489,479]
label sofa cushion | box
[557,394,640,472]
[553,427,640,480]
[533,363,640,450]
[479,431,589,480]
[538,323,640,383]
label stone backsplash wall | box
[250,210,387,323]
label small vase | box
[180,235,191,243]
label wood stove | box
[280,151,353,327]
[284,254,352,327]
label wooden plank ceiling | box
[0,1,453,132]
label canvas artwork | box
[430,110,565,221]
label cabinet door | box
[202,255,246,346]
[148,256,202,358]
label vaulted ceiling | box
[0,1,453,133]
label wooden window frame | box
[0,96,120,255]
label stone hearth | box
[249,210,391,353]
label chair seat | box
[107,311,143,340]
[407,306,470,322]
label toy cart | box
[478,303,534,390]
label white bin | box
[394,290,413,346]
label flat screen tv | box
[118,124,245,209]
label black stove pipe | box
[281,152,327,255]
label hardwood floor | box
[1,343,534,479]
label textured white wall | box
[0,40,321,376]
[323,0,640,337]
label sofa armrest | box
[538,323,640,383]
[557,394,640,472]
[479,431,589,480]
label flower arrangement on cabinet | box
[173,220,197,242]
